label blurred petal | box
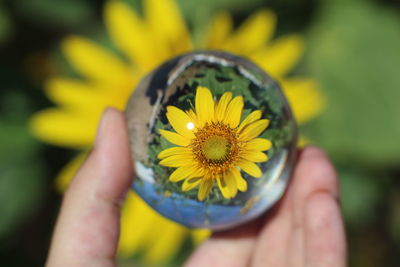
[118,192,156,256]
[45,77,122,111]
[282,78,325,124]
[143,220,188,263]
[145,0,192,53]
[251,34,304,78]
[204,11,233,48]
[191,229,211,245]
[224,9,276,53]
[298,135,311,147]
[30,108,97,148]
[61,36,133,86]
[104,0,164,69]
[118,194,190,261]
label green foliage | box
[0,6,13,44]
[13,0,94,28]
[305,1,400,166]
[0,118,44,241]
[339,166,383,227]
[177,0,265,22]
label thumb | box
[46,108,133,267]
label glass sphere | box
[125,51,297,230]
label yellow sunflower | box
[159,86,272,201]
[30,0,324,263]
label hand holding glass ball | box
[46,53,347,267]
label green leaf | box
[0,119,45,240]
[0,93,45,242]
[338,166,383,228]
[304,1,400,166]
[0,6,13,44]
[13,0,93,28]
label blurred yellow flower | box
[30,0,324,263]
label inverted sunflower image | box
[159,86,272,201]
[30,0,324,263]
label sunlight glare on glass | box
[186,122,195,130]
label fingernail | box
[95,108,113,147]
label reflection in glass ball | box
[125,51,297,230]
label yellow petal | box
[191,229,212,245]
[298,135,310,147]
[195,86,215,126]
[55,152,88,192]
[281,78,325,124]
[251,34,304,78]
[217,174,237,198]
[245,138,272,151]
[182,177,202,191]
[159,154,194,168]
[203,11,233,49]
[230,168,247,192]
[214,92,232,122]
[45,77,130,111]
[30,108,97,148]
[118,192,155,256]
[224,96,244,128]
[239,119,270,141]
[186,109,199,126]
[166,106,196,139]
[119,193,189,262]
[145,0,192,53]
[224,172,238,197]
[61,36,133,86]
[158,146,191,159]
[143,221,188,263]
[238,160,262,178]
[238,110,262,132]
[241,151,268,162]
[159,129,190,147]
[198,178,214,201]
[104,0,162,69]
[170,165,202,182]
[223,9,276,53]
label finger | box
[251,146,341,267]
[184,220,261,267]
[46,108,133,267]
[290,147,339,227]
[305,193,346,267]
[288,147,341,267]
[251,199,293,267]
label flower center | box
[201,135,229,161]
[190,122,242,175]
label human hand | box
[46,108,347,267]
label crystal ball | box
[125,51,297,230]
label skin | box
[46,108,347,267]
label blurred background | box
[1,0,400,266]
